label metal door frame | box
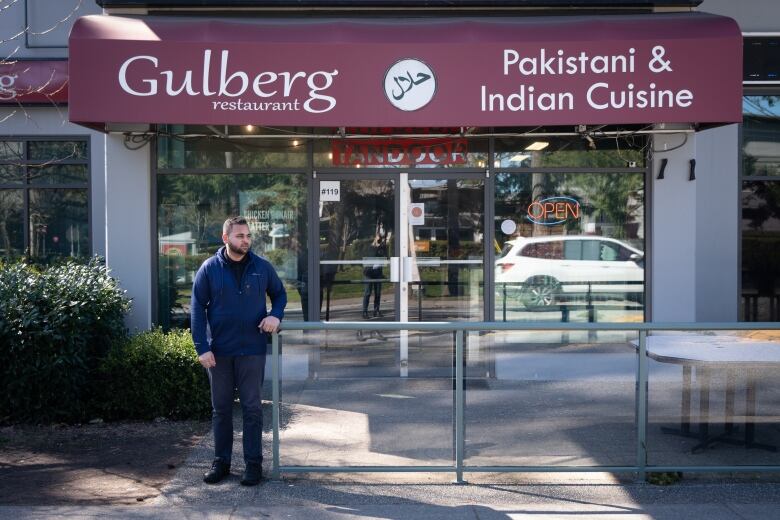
[311,170,489,324]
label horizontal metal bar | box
[138,129,693,139]
[462,466,640,473]
[279,466,455,473]
[643,466,780,473]
[319,259,483,265]
[280,321,780,332]
[320,260,389,265]
[277,465,780,474]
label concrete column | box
[651,127,697,322]
[695,124,739,322]
[105,134,152,331]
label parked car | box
[495,235,644,308]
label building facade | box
[0,0,104,264]
[2,1,778,331]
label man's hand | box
[259,316,281,333]
[198,351,216,369]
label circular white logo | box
[383,58,436,112]
[500,219,517,235]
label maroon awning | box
[1,60,68,105]
[68,13,742,130]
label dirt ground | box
[0,419,209,505]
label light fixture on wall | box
[524,141,549,151]
[657,158,668,180]
[509,153,530,163]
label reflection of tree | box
[156,173,307,329]
[563,173,644,239]
[495,171,644,244]
[742,181,780,300]
[323,181,394,262]
[0,191,21,255]
[744,181,780,230]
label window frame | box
[0,136,91,257]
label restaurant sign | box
[68,13,742,129]
[0,60,68,105]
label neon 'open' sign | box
[527,197,581,226]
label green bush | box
[0,258,130,423]
[95,329,211,421]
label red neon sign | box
[330,138,468,166]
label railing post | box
[272,332,281,480]
[636,329,648,482]
[454,330,466,484]
[502,283,507,322]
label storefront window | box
[157,125,307,170]
[29,190,89,258]
[0,190,24,257]
[742,95,780,321]
[742,182,780,321]
[494,136,646,169]
[494,171,645,322]
[156,173,307,329]
[743,96,780,177]
[0,138,90,260]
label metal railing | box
[271,321,780,482]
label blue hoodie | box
[191,246,287,356]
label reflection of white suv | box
[495,235,644,308]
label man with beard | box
[191,216,287,486]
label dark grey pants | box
[207,354,266,465]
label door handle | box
[390,257,400,282]
[403,257,414,283]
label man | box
[191,216,287,486]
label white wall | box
[651,128,697,322]
[695,124,739,322]
[104,134,153,332]
[651,124,740,323]
[700,0,780,32]
[0,106,106,257]
[0,0,102,59]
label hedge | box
[95,328,211,421]
[0,258,130,423]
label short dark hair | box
[223,216,249,236]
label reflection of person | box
[362,231,388,319]
[191,216,287,487]
[293,236,309,321]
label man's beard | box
[226,241,249,257]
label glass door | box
[317,175,397,322]
[315,172,485,377]
[406,176,485,321]
[316,173,486,324]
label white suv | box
[495,235,644,308]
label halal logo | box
[383,58,436,112]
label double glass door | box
[316,173,485,323]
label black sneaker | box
[203,459,230,484]
[240,463,263,486]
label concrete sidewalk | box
[2,487,780,519]
[6,394,780,520]
[6,405,766,519]
[4,402,779,519]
